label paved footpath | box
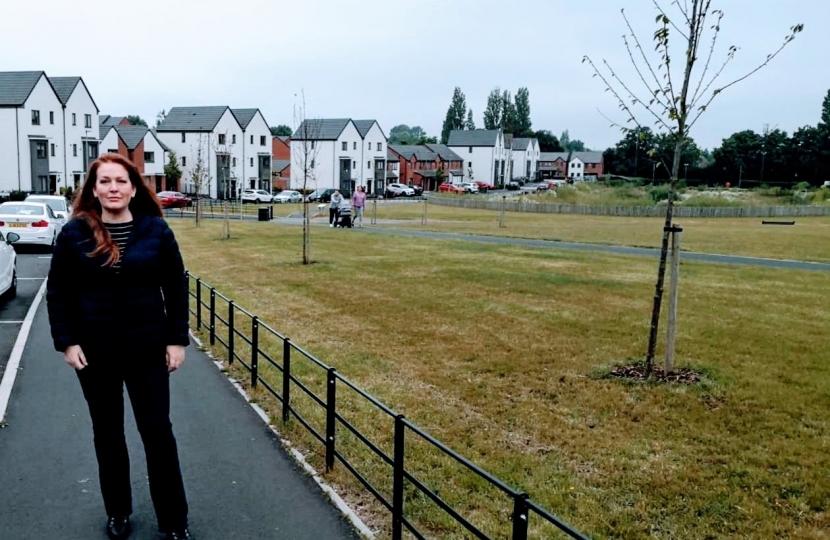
[0,281,362,539]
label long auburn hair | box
[72,153,162,266]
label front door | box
[339,159,352,197]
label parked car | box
[459,182,479,193]
[408,184,424,196]
[0,201,62,247]
[305,188,337,203]
[241,189,273,203]
[506,181,520,191]
[156,191,192,208]
[474,181,494,193]
[386,183,416,197]
[0,230,19,301]
[438,182,464,194]
[25,195,70,220]
[532,182,549,192]
[274,190,302,204]
[547,180,567,189]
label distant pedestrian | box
[46,153,193,540]
[329,189,343,227]
[352,186,366,227]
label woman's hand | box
[64,345,88,370]
[166,345,186,372]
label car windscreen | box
[0,204,44,216]
[27,198,66,212]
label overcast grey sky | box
[3,0,827,150]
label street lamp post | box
[760,150,767,185]
[651,160,657,184]
[683,162,689,183]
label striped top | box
[103,221,133,272]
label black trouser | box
[329,207,339,224]
[76,348,188,532]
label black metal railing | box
[186,273,589,540]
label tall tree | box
[441,87,468,143]
[560,129,586,152]
[389,124,412,144]
[126,115,147,127]
[155,110,167,128]
[500,90,518,134]
[583,0,802,375]
[531,130,564,152]
[164,151,182,189]
[270,125,292,136]
[483,88,502,130]
[514,87,532,136]
[465,108,476,130]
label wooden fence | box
[426,196,830,218]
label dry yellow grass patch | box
[173,218,830,540]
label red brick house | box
[388,144,464,191]
[100,124,172,192]
[272,135,290,161]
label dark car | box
[156,191,192,208]
[408,184,424,196]
[305,188,337,203]
[506,181,520,191]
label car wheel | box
[3,268,16,301]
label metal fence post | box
[325,368,337,472]
[392,414,406,540]
[371,198,377,225]
[251,316,259,388]
[511,493,530,540]
[282,338,291,423]
[209,288,216,346]
[195,278,202,330]
[228,301,235,365]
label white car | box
[241,189,273,203]
[0,230,19,300]
[459,182,479,193]
[25,195,70,221]
[0,201,63,247]
[386,183,416,197]
[274,190,302,203]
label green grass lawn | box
[173,218,830,540]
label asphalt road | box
[0,249,362,540]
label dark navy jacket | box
[46,214,190,354]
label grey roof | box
[511,138,536,151]
[424,143,463,162]
[149,129,171,152]
[389,144,436,161]
[49,76,80,105]
[447,129,501,147]
[232,108,259,130]
[387,149,398,161]
[156,106,231,132]
[504,134,514,149]
[386,171,398,179]
[573,151,603,164]
[272,159,291,172]
[277,135,290,143]
[0,71,46,107]
[353,120,376,138]
[292,118,351,140]
[540,152,569,162]
[99,125,113,142]
[114,125,149,151]
[100,115,127,127]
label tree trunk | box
[644,136,684,376]
[303,200,311,265]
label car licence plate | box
[9,222,26,227]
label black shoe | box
[106,516,131,539]
[164,529,192,540]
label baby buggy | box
[335,206,352,228]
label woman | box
[329,189,343,226]
[352,186,366,227]
[46,154,193,540]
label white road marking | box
[17,278,45,281]
[0,279,48,423]
[37,256,52,259]
[0,321,24,324]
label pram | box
[335,206,352,228]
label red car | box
[474,181,495,192]
[438,183,464,194]
[156,191,192,208]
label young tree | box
[189,135,210,227]
[514,87,532,136]
[270,124,293,136]
[441,87,468,143]
[164,151,182,190]
[292,91,321,265]
[126,115,148,127]
[583,1,802,375]
[465,108,476,130]
[483,88,503,130]
[532,129,564,152]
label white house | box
[290,119,365,197]
[156,106,244,199]
[510,138,540,180]
[0,71,99,194]
[446,129,508,187]
[100,124,171,191]
[353,120,388,196]
[232,109,272,192]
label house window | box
[71,113,76,126]
[250,135,254,144]
[469,147,472,153]
[342,141,347,151]
[250,158,254,167]
[311,159,315,168]
[35,142,47,158]
[353,142,357,150]
[73,144,78,157]
[181,133,186,143]
[50,143,56,157]
[218,134,227,145]
[182,156,187,166]
[85,114,92,128]
[311,141,315,149]
[49,111,54,124]
[232,134,236,144]
[145,152,155,163]
[352,162,356,169]
[260,136,266,146]
[377,142,382,151]
[468,161,472,168]
[367,161,371,169]
[31,110,40,125]
[233,157,237,167]
[108,148,117,153]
